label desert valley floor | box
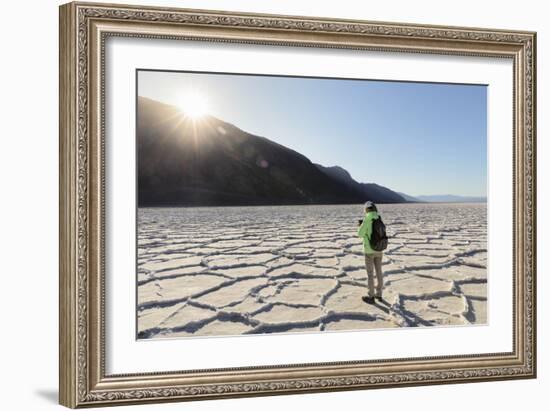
[137,203,487,339]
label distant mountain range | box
[137,96,483,207]
[398,193,487,203]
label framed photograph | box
[59,1,537,408]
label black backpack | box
[370,217,388,251]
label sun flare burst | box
[177,91,210,119]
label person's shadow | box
[374,297,391,314]
[377,298,391,307]
[35,389,58,404]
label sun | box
[177,91,210,119]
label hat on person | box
[364,201,376,210]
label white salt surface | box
[136,203,487,339]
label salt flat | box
[137,203,487,339]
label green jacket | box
[358,210,380,254]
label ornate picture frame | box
[59,1,536,408]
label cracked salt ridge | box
[137,203,487,339]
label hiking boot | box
[362,296,376,304]
[375,295,383,300]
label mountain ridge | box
[137,96,407,207]
[315,164,406,203]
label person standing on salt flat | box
[357,201,389,304]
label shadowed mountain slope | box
[137,96,406,206]
[315,164,406,204]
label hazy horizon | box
[138,70,487,198]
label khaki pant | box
[365,252,384,298]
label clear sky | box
[138,70,487,197]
